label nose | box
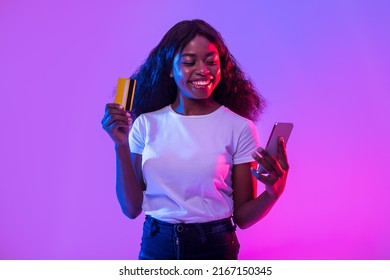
[196,62,210,75]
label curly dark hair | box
[130,19,265,121]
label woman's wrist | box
[115,143,130,152]
[265,189,279,201]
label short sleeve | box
[233,120,260,165]
[128,115,146,155]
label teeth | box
[191,80,211,86]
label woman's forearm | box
[115,144,144,219]
[234,190,278,229]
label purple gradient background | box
[1,0,389,259]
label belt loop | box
[148,216,157,237]
[196,224,207,243]
[231,216,237,230]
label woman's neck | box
[171,96,221,116]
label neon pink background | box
[1,0,389,259]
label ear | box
[170,70,173,78]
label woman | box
[101,19,289,259]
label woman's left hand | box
[251,137,290,200]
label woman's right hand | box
[101,103,133,146]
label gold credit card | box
[114,78,137,111]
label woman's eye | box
[182,61,195,66]
[206,60,218,65]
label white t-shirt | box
[129,105,260,223]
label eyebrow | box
[181,51,219,58]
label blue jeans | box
[138,215,240,260]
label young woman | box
[101,19,289,260]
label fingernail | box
[118,105,124,110]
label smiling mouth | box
[189,79,212,89]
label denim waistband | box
[144,215,236,236]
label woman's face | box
[171,35,221,100]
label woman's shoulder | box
[219,105,255,125]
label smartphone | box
[114,78,137,111]
[256,122,294,174]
